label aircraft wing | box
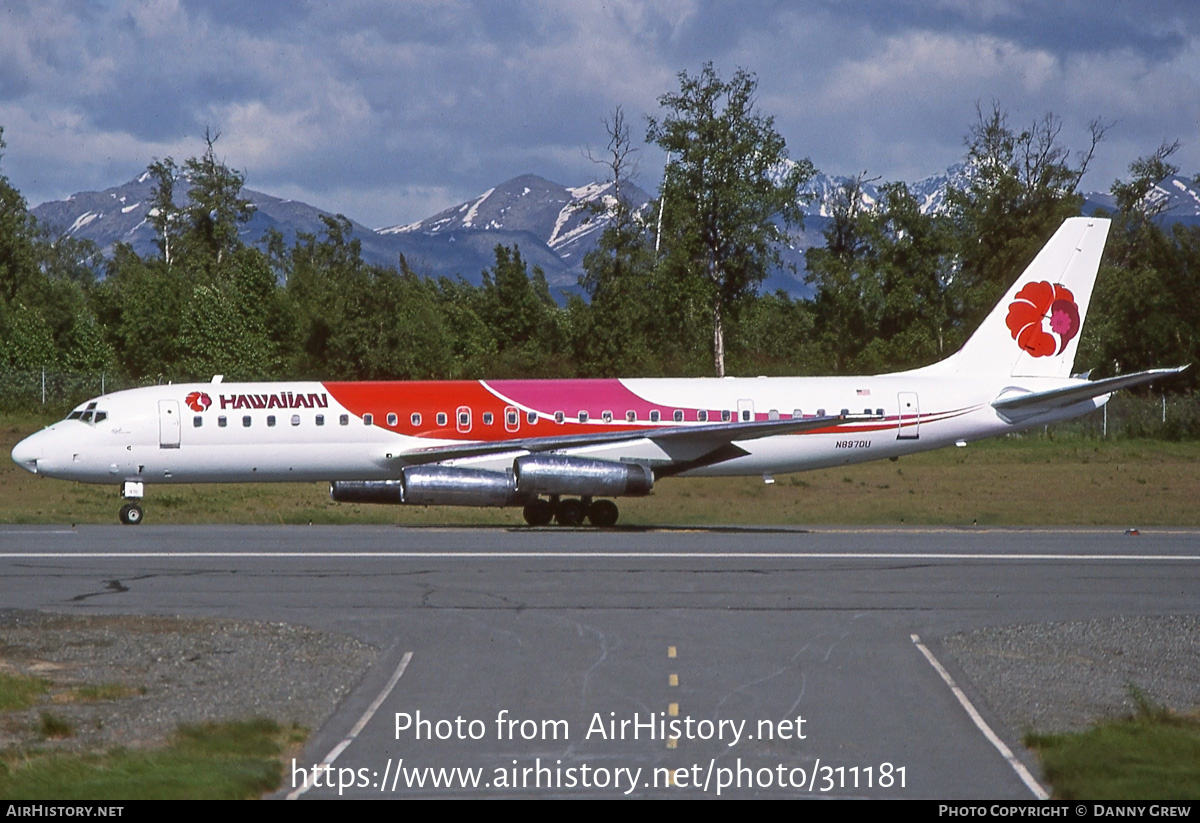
[991,366,1189,422]
[391,413,870,469]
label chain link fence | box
[0,370,155,414]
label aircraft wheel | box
[523,499,553,527]
[554,498,585,527]
[119,503,144,526]
[587,499,619,528]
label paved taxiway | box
[1,525,1197,798]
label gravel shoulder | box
[942,615,1200,735]
[0,610,377,754]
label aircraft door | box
[737,399,755,422]
[504,406,520,433]
[897,392,920,440]
[158,400,181,448]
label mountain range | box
[30,166,1200,301]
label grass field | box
[1027,704,1200,800]
[4,414,1199,526]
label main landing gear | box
[522,496,620,528]
[119,481,145,525]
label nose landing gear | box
[119,503,144,525]
[119,481,145,525]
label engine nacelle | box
[514,454,653,498]
[331,466,521,507]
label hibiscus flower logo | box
[185,391,212,412]
[1005,281,1081,357]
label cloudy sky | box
[1,0,1197,228]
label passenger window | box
[578,411,589,423]
[436,412,447,426]
[267,415,276,427]
[768,409,779,421]
[721,410,732,422]
[218,416,227,427]
[339,414,349,426]
[291,414,301,426]
[527,411,538,424]
[673,410,684,422]
[507,410,518,426]
[840,408,849,416]
[876,408,884,416]
[649,410,660,423]
[364,413,373,426]
[315,415,325,426]
[697,410,708,422]
[387,413,398,426]
[792,409,802,419]
[411,413,422,426]
[554,411,565,424]
[602,410,613,422]
[483,412,494,425]
[193,416,203,428]
[817,408,826,416]
[243,416,252,427]
[626,411,636,422]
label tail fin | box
[920,217,1110,379]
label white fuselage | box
[11,372,1104,487]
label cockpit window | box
[66,402,106,425]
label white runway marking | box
[286,651,413,800]
[1,551,1197,561]
[912,634,1049,800]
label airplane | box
[10,216,1186,527]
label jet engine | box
[330,455,653,509]
[513,454,653,497]
[330,466,521,507]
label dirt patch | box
[0,611,377,753]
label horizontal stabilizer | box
[991,366,1189,421]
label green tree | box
[806,177,954,374]
[146,157,181,265]
[477,244,564,376]
[1084,143,1198,384]
[944,103,1104,344]
[575,107,663,375]
[647,63,815,377]
[0,126,38,306]
[180,129,253,271]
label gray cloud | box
[1,0,1196,228]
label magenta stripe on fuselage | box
[484,379,681,418]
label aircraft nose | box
[11,432,42,474]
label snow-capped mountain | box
[795,165,970,218]
[1083,173,1200,225]
[31,164,1200,303]
[379,173,651,267]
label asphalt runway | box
[1,524,1197,799]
